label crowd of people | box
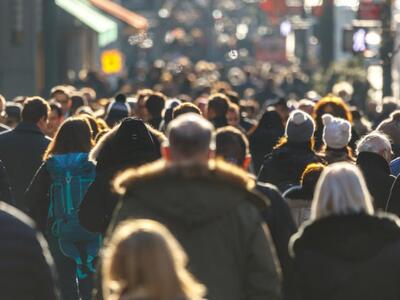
[1,61,400,300]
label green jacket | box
[109,159,282,300]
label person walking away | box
[102,219,206,300]
[0,97,51,211]
[26,117,101,300]
[356,132,395,211]
[109,114,282,300]
[288,163,400,300]
[258,110,323,192]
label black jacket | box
[257,182,296,299]
[387,175,400,216]
[258,142,322,192]
[356,152,395,211]
[0,160,14,205]
[0,122,50,211]
[109,160,282,300]
[79,119,161,234]
[289,213,400,300]
[0,202,60,300]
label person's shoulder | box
[0,202,36,233]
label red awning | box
[90,0,148,31]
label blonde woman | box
[102,219,206,300]
[288,163,400,300]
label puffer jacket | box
[108,159,282,300]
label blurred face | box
[136,97,149,121]
[46,110,64,137]
[53,92,70,115]
[227,110,240,127]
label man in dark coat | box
[356,132,395,211]
[387,175,400,215]
[0,97,50,211]
[109,114,281,300]
[0,201,60,299]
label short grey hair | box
[166,113,215,159]
[356,131,392,156]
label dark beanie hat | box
[105,94,131,127]
[285,110,315,143]
[96,117,159,170]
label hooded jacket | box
[109,159,282,300]
[79,118,163,234]
[288,213,400,300]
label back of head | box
[322,114,352,149]
[301,163,325,190]
[216,126,249,167]
[356,131,392,162]
[285,110,315,144]
[207,93,230,118]
[102,219,205,300]
[173,102,202,119]
[167,113,215,162]
[145,92,167,118]
[311,162,373,220]
[376,110,400,144]
[22,97,50,124]
[106,94,131,127]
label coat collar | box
[14,122,44,135]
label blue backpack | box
[46,153,101,278]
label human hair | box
[21,97,50,123]
[227,102,240,115]
[313,94,353,131]
[207,93,230,118]
[145,92,167,118]
[50,102,63,118]
[311,162,374,220]
[50,85,70,98]
[224,90,240,105]
[137,89,154,102]
[300,163,325,187]
[173,103,202,119]
[102,219,206,300]
[43,117,94,160]
[356,131,392,156]
[215,126,249,166]
[70,92,88,115]
[167,113,215,160]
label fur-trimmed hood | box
[113,159,269,226]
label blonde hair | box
[311,162,374,220]
[102,219,206,300]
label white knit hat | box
[322,114,352,149]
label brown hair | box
[22,97,50,123]
[216,126,249,166]
[301,163,325,186]
[173,103,202,119]
[313,95,353,131]
[102,219,206,300]
[43,117,94,160]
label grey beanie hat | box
[285,110,315,143]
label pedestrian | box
[26,117,101,300]
[258,110,322,192]
[283,163,325,227]
[0,202,60,300]
[248,110,285,174]
[102,219,206,300]
[215,125,295,299]
[144,92,167,130]
[79,118,163,234]
[289,163,400,300]
[105,94,131,128]
[0,97,51,211]
[46,102,64,138]
[356,132,395,211]
[207,93,230,129]
[110,114,282,300]
[318,114,354,164]
[376,110,400,158]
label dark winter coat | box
[0,160,14,205]
[257,182,296,299]
[249,110,284,173]
[356,152,395,211]
[283,186,313,228]
[288,213,400,300]
[0,122,50,211]
[0,201,60,300]
[258,142,323,192]
[109,160,282,300]
[79,119,162,234]
[317,147,355,165]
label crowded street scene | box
[2,0,400,299]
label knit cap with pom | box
[322,114,352,149]
[285,110,315,143]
